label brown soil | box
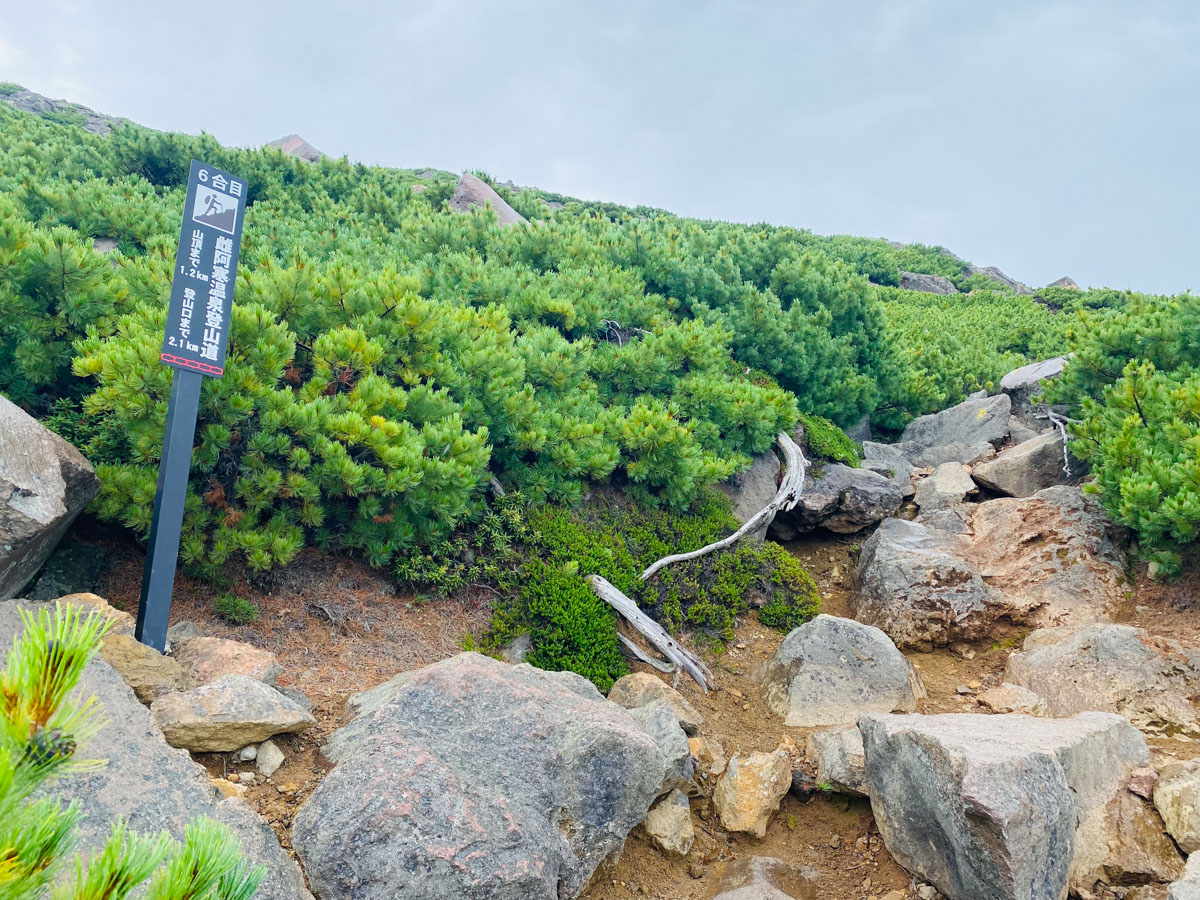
[75,520,1200,900]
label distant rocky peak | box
[268,134,324,163]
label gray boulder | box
[293,653,668,900]
[861,441,915,498]
[806,725,867,797]
[716,451,779,542]
[0,601,311,900]
[853,487,1126,648]
[0,394,101,599]
[774,463,903,537]
[914,462,976,512]
[448,173,527,226]
[906,440,997,468]
[900,272,959,294]
[900,393,1011,452]
[627,700,694,795]
[861,711,1150,900]
[1000,356,1067,425]
[973,430,1080,497]
[150,676,316,752]
[1006,624,1200,737]
[761,615,924,726]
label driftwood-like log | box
[589,575,714,692]
[639,431,808,581]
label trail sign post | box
[136,160,246,651]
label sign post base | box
[135,368,203,651]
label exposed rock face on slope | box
[292,653,669,900]
[852,486,1126,648]
[964,264,1034,295]
[1047,276,1081,289]
[449,173,527,226]
[860,711,1165,900]
[0,394,101,599]
[761,615,924,726]
[0,601,311,900]
[899,271,958,294]
[0,86,122,134]
[268,134,325,162]
[1006,624,1200,737]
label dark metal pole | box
[135,368,204,651]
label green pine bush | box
[0,601,264,899]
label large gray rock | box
[852,487,1126,648]
[0,395,101,599]
[906,440,997,468]
[900,394,1011,452]
[761,615,924,727]
[448,173,527,226]
[716,451,780,542]
[861,441,915,498]
[627,700,694,796]
[914,462,976,512]
[899,271,959,294]
[773,463,903,537]
[1000,357,1067,425]
[861,711,1150,900]
[0,601,310,900]
[1007,624,1200,737]
[806,725,867,797]
[972,430,1081,497]
[293,653,668,900]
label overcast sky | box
[3,1,1197,293]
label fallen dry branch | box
[590,431,809,690]
[590,575,715,691]
[639,431,808,581]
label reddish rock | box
[171,636,282,686]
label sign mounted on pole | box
[136,160,246,652]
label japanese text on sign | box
[160,160,246,378]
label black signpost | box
[136,160,247,651]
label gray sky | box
[3,1,1197,294]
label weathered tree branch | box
[589,575,715,691]
[639,431,808,581]
[589,431,808,690]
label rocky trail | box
[3,356,1200,900]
